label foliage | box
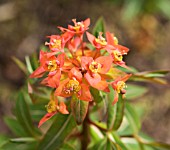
[1,17,170,150]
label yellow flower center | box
[45,101,57,113]
[116,81,126,93]
[89,61,101,73]
[64,79,81,94]
[95,37,107,46]
[95,32,107,46]
[113,50,123,62]
[114,36,118,45]
[73,21,84,32]
[47,60,57,72]
[51,39,62,49]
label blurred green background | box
[0,0,170,143]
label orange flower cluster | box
[30,18,131,127]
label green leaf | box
[135,70,170,77]
[122,138,141,150]
[0,135,9,148]
[16,92,37,137]
[89,138,106,150]
[59,143,76,150]
[90,137,122,150]
[107,86,116,130]
[113,96,125,130]
[112,132,129,150]
[28,85,51,104]
[126,84,148,100]
[90,87,103,103]
[37,114,76,150]
[71,95,89,125]
[25,56,34,74]
[12,56,27,74]
[131,75,168,85]
[131,70,170,85]
[10,137,36,143]
[30,53,39,70]
[125,103,141,134]
[1,141,38,150]
[4,117,27,137]
[92,17,105,37]
[89,125,104,143]
[145,142,170,150]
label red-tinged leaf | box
[71,95,89,125]
[38,112,57,128]
[112,91,119,105]
[37,114,76,150]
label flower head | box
[38,98,69,128]
[81,55,112,91]
[30,51,65,88]
[111,74,131,105]
[58,18,90,36]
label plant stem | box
[81,111,90,150]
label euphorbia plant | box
[1,18,170,150]
[29,18,131,128]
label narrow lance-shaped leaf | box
[16,92,37,137]
[107,86,116,130]
[37,114,76,150]
[125,103,141,134]
[125,84,148,100]
[59,143,76,150]
[92,17,105,37]
[89,138,106,150]
[10,137,36,143]
[12,56,27,74]
[113,95,125,130]
[112,132,129,150]
[25,56,34,74]
[90,87,103,103]
[4,117,27,137]
[145,142,170,150]
[71,95,89,125]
